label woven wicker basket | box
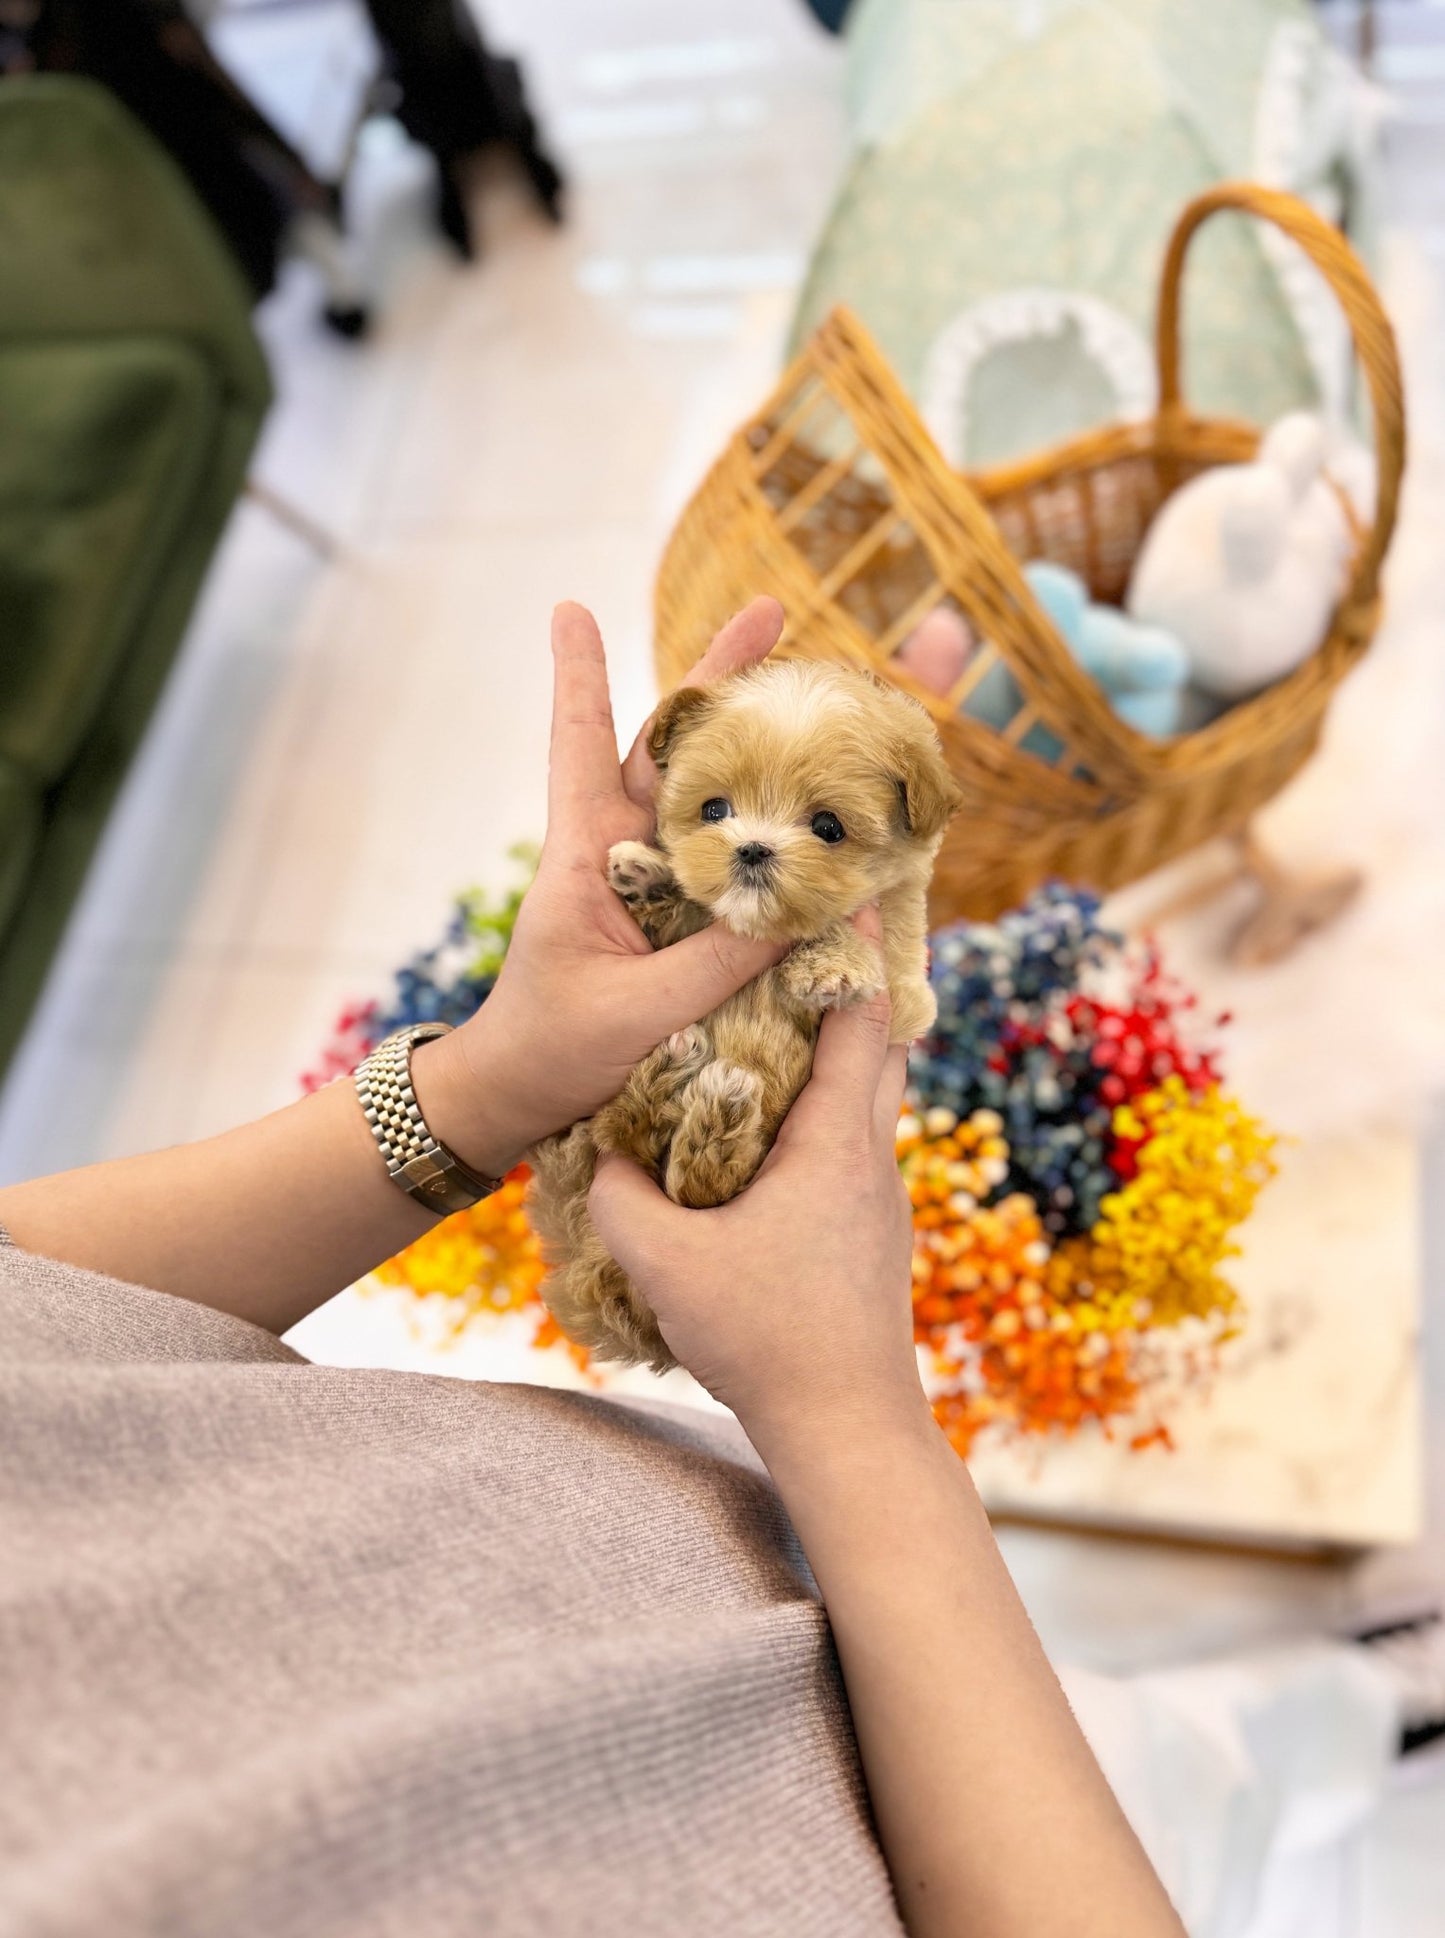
[654,183,1404,924]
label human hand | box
[587,946,927,1458]
[415,598,789,1175]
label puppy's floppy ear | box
[893,734,963,841]
[648,686,713,768]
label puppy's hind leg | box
[595,1024,711,1169]
[664,1060,765,1209]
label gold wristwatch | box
[354,1023,502,1215]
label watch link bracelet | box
[354,1023,502,1215]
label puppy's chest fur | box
[600,868,822,1186]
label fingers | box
[632,922,787,1037]
[783,992,893,1149]
[684,595,785,687]
[844,904,905,1138]
[621,597,785,807]
[873,1045,909,1144]
[588,1151,682,1271]
[549,603,623,849]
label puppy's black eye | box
[700,797,732,823]
[811,811,846,844]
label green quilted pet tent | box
[790,0,1379,468]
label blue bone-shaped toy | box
[968,562,1188,748]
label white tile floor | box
[3,2,1444,1928]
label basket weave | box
[654,183,1405,924]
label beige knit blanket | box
[1,1235,904,1937]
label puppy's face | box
[650,660,960,942]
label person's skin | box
[0,596,1184,1938]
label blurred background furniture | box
[191,0,565,265]
[3,1,564,333]
[4,2,341,299]
[0,74,272,1078]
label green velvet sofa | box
[0,75,272,1078]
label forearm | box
[0,1034,522,1335]
[753,1400,1184,1938]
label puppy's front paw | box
[781,937,885,1013]
[607,840,675,906]
[661,1024,710,1075]
[889,976,937,1044]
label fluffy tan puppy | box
[528,658,960,1370]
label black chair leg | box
[436,159,476,259]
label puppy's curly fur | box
[528,659,961,1371]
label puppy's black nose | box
[735,842,774,868]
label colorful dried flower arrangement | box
[903,887,1276,1454]
[308,870,1275,1458]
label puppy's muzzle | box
[732,841,776,880]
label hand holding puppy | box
[588,961,925,1454]
[529,650,959,1369]
[419,600,791,1176]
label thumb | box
[588,1150,686,1276]
[633,922,786,1037]
[778,991,892,1151]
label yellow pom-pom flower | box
[372,1168,549,1342]
[1056,1079,1277,1329]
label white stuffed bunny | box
[1125,413,1353,700]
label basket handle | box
[1155,180,1404,611]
